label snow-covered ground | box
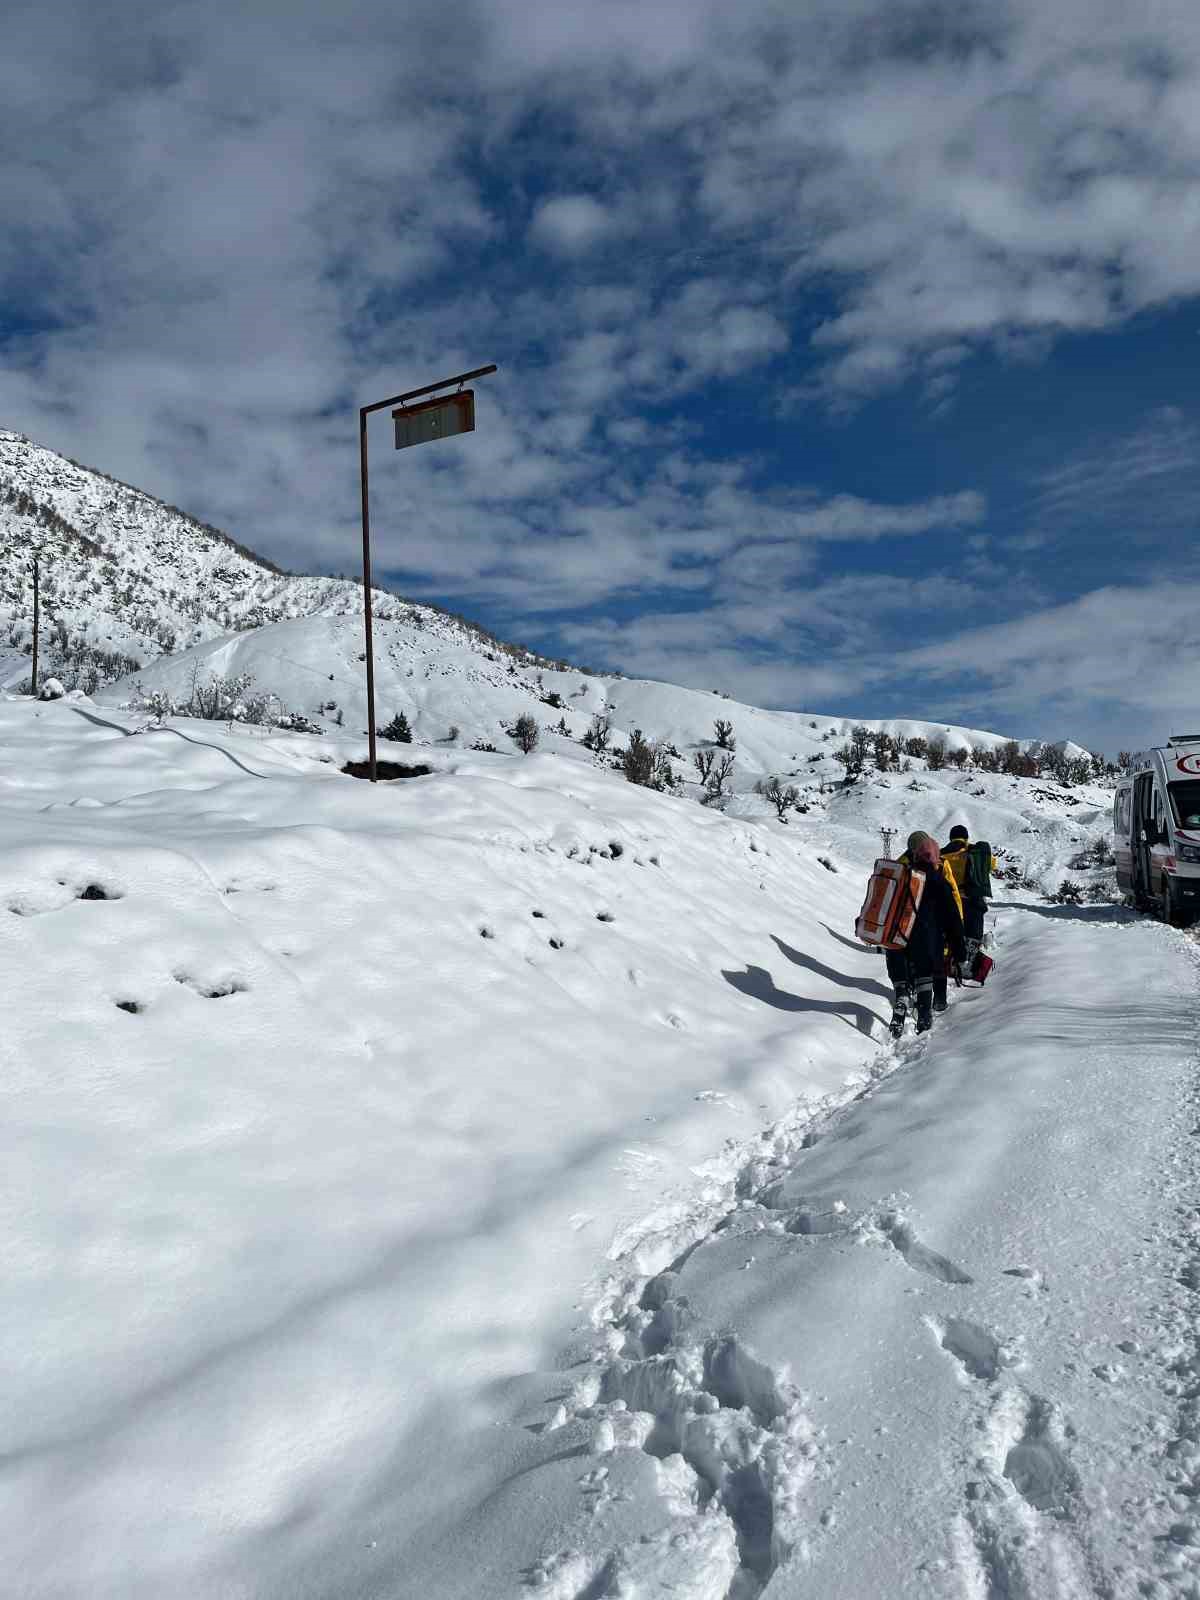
[3,691,1194,1599]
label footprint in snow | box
[1003,1265,1049,1294]
[173,972,248,999]
[937,1317,1003,1381]
[1003,1395,1079,1512]
[883,1214,973,1285]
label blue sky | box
[3,0,1200,752]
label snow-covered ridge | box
[3,431,1096,772]
[0,430,546,691]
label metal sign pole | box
[358,410,378,782]
[356,364,497,783]
[30,552,40,697]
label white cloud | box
[3,0,1200,755]
[894,579,1200,748]
[530,195,614,254]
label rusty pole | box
[359,408,378,781]
[30,552,40,697]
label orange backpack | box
[855,860,926,950]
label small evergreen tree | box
[874,732,898,771]
[380,711,412,743]
[620,731,675,790]
[623,728,655,786]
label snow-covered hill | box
[86,612,1107,899]
[0,430,535,692]
[3,430,1095,780]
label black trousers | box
[963,899,986,941]
[886,949,936,997]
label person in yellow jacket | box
[899,831,963,1015]
[941,824,997,967]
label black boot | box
[932,973,949,1014]
[889,986,910,1038]
[915,986,934,1033]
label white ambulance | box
[1114,737,1200,926]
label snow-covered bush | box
[37,677,66,700]
[125,671,307,731]
[1069,838,1115,871]
[1048,878,1085,905]
[275,712,324,735]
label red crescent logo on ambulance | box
[1177,753,1200,775]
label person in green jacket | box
[941,824,997,968]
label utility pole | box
[30,551,40,697]
[880,826,896,860]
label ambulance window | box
[1169,780,1200,829]
[1153,787,1167,834]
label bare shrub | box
[757,774,800,820]
[582,712,612,752]
[511,714,539,754]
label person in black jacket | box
[886,832,966,1037]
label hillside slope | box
[0,430,532,691]
[95,612,1103,891]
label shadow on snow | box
[722,964,884,1037]
[772,935,893,1002]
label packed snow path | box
[511,907,1200,1600]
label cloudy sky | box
[4,0,1200,751]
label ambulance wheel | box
[1162,879,1187,928]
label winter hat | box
[949,824,969,841]
[907,830,941,869]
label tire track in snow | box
[1139,937,1200,1597]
